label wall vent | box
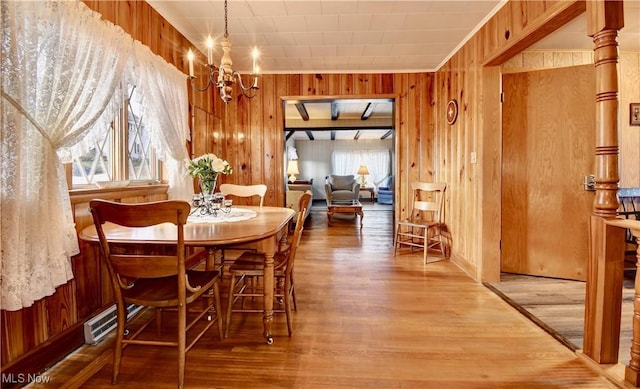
[83,304,143,344]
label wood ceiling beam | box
[286,117,392,129]
[361,103,374,120]
[305,130,315,140]
[296,103,309,121]
[285,130,295,141]
[381,130,393,140]
[284,125,391,131]
[354,130,362,140]
[331,102,340,120]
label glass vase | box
[199,177,218,196]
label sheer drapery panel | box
[332,149,390,189]
[132,41,192,201]
[1,0,191,311]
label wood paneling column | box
[583,0,625,366]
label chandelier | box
[187,0,260,103]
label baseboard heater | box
[84,304,143,345]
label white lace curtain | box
[1,0,192,311]
[132,41,192,202]
[332,149,390,189]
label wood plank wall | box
[222,73,434,216]
[433,1,589,281]
[5,0,636,381]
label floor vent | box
[83,304,143,345]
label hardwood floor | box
[486,272,635,366]
[33,207,624,388]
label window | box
[332,149,390,188]
[71,85,160,186]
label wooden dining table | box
[79,205,295,344]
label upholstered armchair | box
[325,175,360,203]
[377,176,394,205]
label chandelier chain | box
[187,0,259,103]
[224,0,229,38]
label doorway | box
[281,96,396,207]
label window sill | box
[69,183,169,204]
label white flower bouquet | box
[187,153,232,180]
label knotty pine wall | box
[223,73,434,214]
[433,0,589,281]
[434,2,636,282]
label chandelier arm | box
[233,71,259,93]
[241,89,259,99]
[189,66,222,93]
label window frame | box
[68,87,163,189]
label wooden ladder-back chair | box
[394,182,448,263]
[225,191,312,339]
[219,183,267,207]
[89,199,224,389]
[217,183,269,271]
[618,188,640,267]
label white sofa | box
[286,182,313,221]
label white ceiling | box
[147,0,506,73]
[147,0,640,140]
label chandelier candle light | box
[187,0,260,103]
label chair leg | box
[423,227,428,264]
[284,278,293,337]
[290,273,297,311]
[156,308,163,337]
[276,276,285,305]
[177,304,186,389]
[439,227,448,258]
[225,273,239,338]
[112,303,126,385]
[213,282,224,341]
[393,224,399,256]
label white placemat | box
[187,207,258,224]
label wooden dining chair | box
[618,188,640,267]
[394,182,448,263]
[89,199,224,389]
[217,183,269,271]
[219,183,267,206]
[224,191,312,339]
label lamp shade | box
[287,160,300,175]
[357,165,369,175]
